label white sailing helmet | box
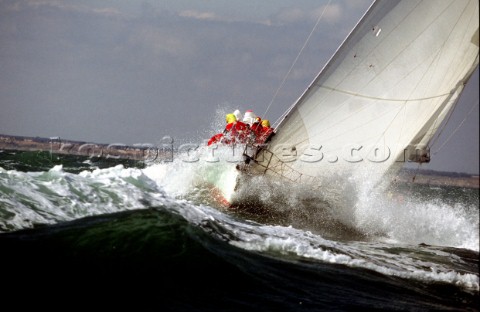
[243,110,256,126]
[233,109,242,122]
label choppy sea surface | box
[0,149,478,311]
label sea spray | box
[143,144,241,206]
[353,184,479,251]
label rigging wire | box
[410,100,470,184]
[262,0,332,121]
[427,97,459,149]
[431,95,479,155]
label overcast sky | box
[0,0,478,174]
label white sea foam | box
[0,164,167,230]
[142,146,480,254]
[352,184,479,251]
[218,220,480,291]
[143,144,240,204]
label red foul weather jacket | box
[207,121,252,146]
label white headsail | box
[245,0,479,187]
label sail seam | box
[319,85,451,102]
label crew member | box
[251,116,264,143]
[242,110,257,127]
[233,109,242,123]
[257,119,274,143]
[224,113,250,144]
[207,113,251,146]
[207,133,224,146]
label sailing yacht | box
[218,0,479,206]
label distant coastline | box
[393,169,479,189]
[0,133,162,162]
[1,134,478,189]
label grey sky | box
[0,0,478,174]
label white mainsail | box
[244,0,479,187]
